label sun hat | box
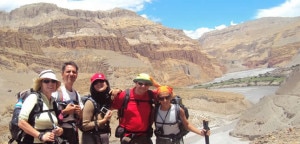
[90,73,107,84]
[33,69,61,91]
[157,85,173,96]
[39,69,59,81]
[133,73,153,85]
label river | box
[184,68,279,144]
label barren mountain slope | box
[0,3,224,86]
[230,66,300,142]
[199,17,300,72]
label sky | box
[0,0,300,39]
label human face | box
[158,95,171,101]
[41,79,58,95]
[135,81,150,94]
[137,82,151,87]
[93,80,107,92]
[62,65,78,84]
[158,95,172,108]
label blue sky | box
[1,0,300,39]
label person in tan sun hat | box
[154,85,210,144]
[18,69,64,144]
[112,73,160,144]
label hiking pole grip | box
[203,120,210,144]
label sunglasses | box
[158,95,171,101]
[42,79,57,84]
[94,80,105,84]
[137,82,150,86]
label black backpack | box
[8,89,42,143]
[154,95,190,139]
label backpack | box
[78,95,110,133]
[8,88,59,144]
[116,89,154,137]
[154,95,190,139]
[118,89,155,118]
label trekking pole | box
[203,120,210,144]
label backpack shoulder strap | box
[118,89,130,118]
[154,103,160,126]
[147,90,155,104]
[27,91,44,125]
[87,96,99,113]
[124,89,130,109]
[57,88,64,102]
[175,104,181,123]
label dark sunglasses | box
[94,80,105,84]
[42,79,57,84]
[137,82,150,86]
[158,95,171,101]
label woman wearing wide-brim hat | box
[18,69,64,144]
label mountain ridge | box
[0,3,224,87]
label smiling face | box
[93,80,108,92]
[62,65,78,85]
[40,78,58,96]
[135,81,151,95]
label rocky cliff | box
[0,3,224,86]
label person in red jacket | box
[111,73,160,144]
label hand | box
[202,129,210,136]
[42,131,55,142]
[52,126,63,136]
[63,104,75,114]
[74,105,81,114]
[110,89,122,100]
[103,110,112,121]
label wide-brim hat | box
[133,73,152,85]
[38,69,61,86]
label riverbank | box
[185,86,278,144]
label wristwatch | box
[38,132,44,141]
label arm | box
[18,94,56,142]
[179,108,209,136]
[19,119,56,142]
[18,119,40,139]
[110,88,122,101]
[111,91,126,110]
[81,100,112,131]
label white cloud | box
[215,25,226,30]
[184,24,232,39]
[141,14,161,23]
[230,21,237,26]
[184,28,213,39]
[255,0,300,18]
[0,0,152,12]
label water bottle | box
[15,99,23,108]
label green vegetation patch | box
[194,75,285,89]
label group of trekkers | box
[15,61,210,144]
